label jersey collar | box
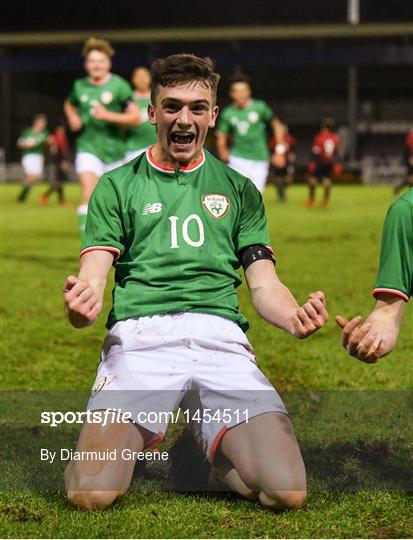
[88,73,112,87]
[146,145,205,174]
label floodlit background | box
[1,1,412,538]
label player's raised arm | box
[245,257,329,339]
[215,131,230,162]
[64,250,113,329]
[91,100,141,127]
[63,99,83,132]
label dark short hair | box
[33,114,47,123]
[229,73,251,87]
[321,117,336,131]
[151,54,220,104]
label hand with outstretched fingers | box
[336,315,387,363]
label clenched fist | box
[64,275,102,328]
[291,291,329,339]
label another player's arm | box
[268,109,286,167]
[126,100,143,125]
[245,258,328,339]
[91,101,140,126]
[64,251,114,329]
[215,131,230,162]
[17,136,33,150]
[336,294,406,363]
[64,100,83,132]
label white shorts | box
[75,152,124,177]
[21,154,44,177]
[124,148,147,163]
[88,313,287,462]
[228,155,269,193]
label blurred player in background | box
[306,118,340,208]
[336,188,412,362]
[64,37,139,239]
[215,74,285,193]
[40,121,70,206]
[124,67,157,162]
[63,54,328,512]
[16,114,48,202]
[267,125,296,202]
[394,128,413,195]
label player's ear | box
[148,103,157,126]
[209,105,219,128]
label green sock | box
[17,186,31,202]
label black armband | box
[239,244,275,271]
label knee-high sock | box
[17,185,31,202]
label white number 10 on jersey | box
[168,214,205,248]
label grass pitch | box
[1,183,412,538]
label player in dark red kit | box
[41,122,71,206]
[267,126,296,202]
[394,128,413,195]
[305,118,340,208]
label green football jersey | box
[19,128,48,156]
[373,188,413,302]
[217,99,274,161]
[81,148,272,330]
[67,74,133,164]
[126,95,157,152]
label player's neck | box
[89,73,111,86]
[134,89,151,99]
[150,144,203,170]
[234,98,252,109]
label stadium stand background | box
[1,0,412,182]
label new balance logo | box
[142,203,163,215]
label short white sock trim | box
[77,204,88,216]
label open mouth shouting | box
[169,131,196,153]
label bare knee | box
[65,462,121,510]
[67,489,119,510]
[259,489,307,511]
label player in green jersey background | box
[337,188,412,362]
[216,74,286,193]
[64,37,139,239]
[16,114,49,202]
[63,54,329,511]
[124,66,157,163]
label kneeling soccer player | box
[63,54,329,511]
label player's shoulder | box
[219,103,233,116]
[252,98,271,110]
[386,189,413,225]
[393,188,413,210]
[111,73,131,88]
[111,73,126,83]
[74,76,88,88]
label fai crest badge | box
[100,91,113,104]
[248,111,259,123]
[202,194,230,219]
[90,376,106,398]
